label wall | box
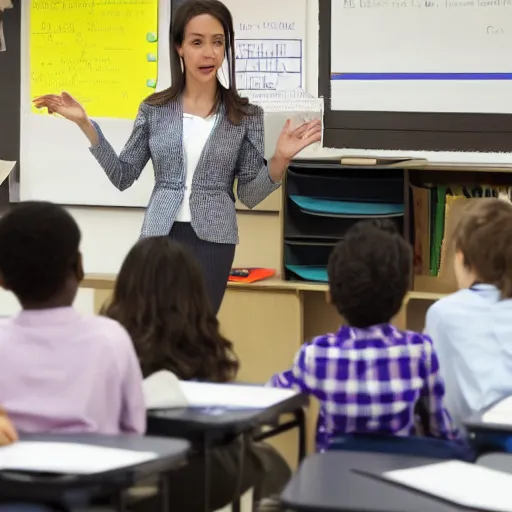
[0,1,320,315]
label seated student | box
[269,219,459,452]
[0,201,146,435]
[102,236,290,512]
[425,198,512,434]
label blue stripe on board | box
[331,72,512,80]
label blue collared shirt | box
[268,324,457,452]
[425,284,512,434]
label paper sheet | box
[385,461,512,512]
[0,442,157,474]
[252,95,324,157]
[180,381,298,409]
[143,370,189,410]
[0,160,15,185]
[482,396,512,425]
[29,0,159,119]
[143,371,298,409]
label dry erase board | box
[19,0,307,207]
[318,0,512,156]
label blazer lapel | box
[167,98,185,183]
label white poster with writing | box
[330,0,512,113]
[221,0,307,95]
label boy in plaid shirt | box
[269,219,459,451]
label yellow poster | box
[30,0,159,119]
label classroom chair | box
[328,433,476,461]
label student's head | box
[102,237,239,382]
[145,0,250,124]
[0,201,83,309]
[453,198,512,297]
[327,219,412,328]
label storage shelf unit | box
[282,160,405,283]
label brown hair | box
[454,198,512,298]
[101,237,239,382]
[145,0,251,125]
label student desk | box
[147,391,308,512]
[462,398,512,454]
[0,434,190,512]
[477,453,512,474]
[280,451,464,512]
[82,274,436,467]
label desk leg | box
[112,492,125,512]
[204,435,212,512]
[297,408,306,464]
[160,472,170,512]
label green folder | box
[430,186,446,276]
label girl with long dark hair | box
[102,237,291,511]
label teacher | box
[33,0,321,314]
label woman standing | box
[34,0,321,313]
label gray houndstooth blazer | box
[89,98,280,243]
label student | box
[102,236,290,512]
[269,219,459,452]
[0,406,17,446]
[0,201,146,435]
[425,198,512,433]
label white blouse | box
[175,113,217,222]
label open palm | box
[275,119,322,160]
[33,92,87,124]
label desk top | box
[82,274,447,302]
[147,392,308,442]
[281,451,462,512]
[477,453,512,474]
[464,397,512,435]
[0,434,190,499]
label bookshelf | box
[280,159,512,298]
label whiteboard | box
[20,0,307,207]
[330,0,512,114]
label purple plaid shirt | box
[268,324,458,452]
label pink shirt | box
[0,307,146,434]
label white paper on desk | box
[0,160,15,185]
[179,381,298,409]
[384,460,512,512]
[482,396,512,425]
[0,442,157,474]
[143,370,189,410]
[143,371,298,409]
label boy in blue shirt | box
[425,199,512,433]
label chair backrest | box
[329,434,475,462]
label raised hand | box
[0,407,17,446]
[274,119,322,161]
[33,92,88,124]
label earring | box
[180,57,184,73]
[217,56,230,89]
